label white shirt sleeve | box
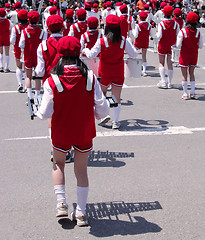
[82,38,101,58]
[198,31,204,49]
[176,30,183,49]
[125,38,138,58]
[94,76,109,120]
[176,23,180,36]
[19,31,25,49]
[36,80,54,119]
[35,43,45,77]
[132,25,139,38]
[156,23,162,39]
[68,25,74,36]
[10,27,16,45]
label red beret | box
[85,1,92,8]
[0,8,6,17]
[27,11,40,23]
[160,2,167,8]
[106,14,120,28]
[49,0,54,3]
[18,9,28,20]
[5,3,10,8]
[174,8,182,17]
[103,3,107,8]
[53,1,58,5]
[15,1,21,8]
[57,36,81,57]
[66,9,74,18]
[186,12,198,23]
[120,4,127,13]
[93,3,98,8]
[106,1,112,7]
[49,6,57,15]
[163,5,173,16]
[144,4,149,9]
[116,2,122,6]
[87,16,98,29]
[139,11,148,20]
[46,15,63,32]
[76,8,86,20]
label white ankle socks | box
[159,66,166,83]
[16,68,23,85]
[76,186,89,216]
[27,88,32,99]
[35,90,40,96]
[112,104,121,123]
[168,70,173,85]
[142,62,147,73]
[190,81,195,95]
[54,185,67,207]
[5,56,9,69]
[182,81,188,96]
[0,54,3,68]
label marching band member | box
[68,8,87,40]
[63,9,74,36]
[10,9,28,92]
[36,36,109,224]
[53,1,63,18]
[143,4,154,25]
[85,1,97,19]
[101,1,114,27]
[115,2,122,17]
[92,3,100,22]
[173,8,184,30]
[176,12,203,100]
[0,8,10,73]
[83,15,138,129]
[156,5,180,89]
[154,2,166,27]
[119,4,129,38]
[19,11,46,99]
[10,1,22,27]
[133,11,154,77]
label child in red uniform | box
[173,8,184,30]
[0,8,10,72]
[156,5,180,89]
[68,9,87,40]
[10,9,28,92]
[63,9,74,36]
[119,4,129,38]
[36,36,109,225]
[83,15,138,129]
[133,11,154,77]
[176,12,203,100]
[19,11,45,99]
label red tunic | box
[120,15,128,38]
[134,22,151,49]
[48,67,96,151]
[41,36,61,83]
[179,28,200,67]
[23,25,44,68]
[14,23,28,59]
[173,16,183,30]
[0,18,10,47]
[158,19,178,55]
[63,21,72,36]
[72,22,87,40]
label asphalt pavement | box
[0,28,205,240]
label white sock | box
[182,81,188,96]
[16,68,23,85]
[76,186,89,216]
[54,185,67,207]
[159,66,166,83]
[112,104,121,123]
[5,56,9,69]
[190,81,195,95]
[48,127,51,139]
[142,62,147,73]
[27,88,33,99]
[0,54,3,68]
[168,69,173,85]
[35,90,40,96]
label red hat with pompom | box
[87,16,98,29]
[186,12,198,23]
[106,14,120,28]
[18,9,28,20]
[57,36,81,57]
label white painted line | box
[0,91,18,94]
[4,126,205,141]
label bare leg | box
[52,148,66,185]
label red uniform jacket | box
[72,22,87,40]
[134,22,151,49]
[120,14,128,38]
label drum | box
[81,57,99,77]
[171,45,180,64]
[124,58,142,78]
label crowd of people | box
[0,0,204,227]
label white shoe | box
[112,121,121,129]
[142,72,148,77]
[167,83,173,89]
[100,115,111,124]
[157,81,167,89]
[56,203,68,217]
[181,94,190,100]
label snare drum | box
[81,57,99,77]
[124,58,142,78]
[171,45,180,63]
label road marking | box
[4,126,205,141]
[0,91,18,94]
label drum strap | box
[75,23,80,32]
[195,29,200,38]
[86,70,94,91]
[16,25,21,34]
[85,32,90,42]
[51,74,64,92]
[120,36,125,49]
[42,40,47,51]
[182,29,187,38]
[39,29,44,39]
[63,22,67,29]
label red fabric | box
[173,16,183,29]
[120,14,128,38]
[72,22,87,40]
[0,18,10,46]
[179,28,200,67]
[134,22,151,49]
[63,21,72,36]
[48,67,96,151]
[158,20,177,55]
[14,23,28,59]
